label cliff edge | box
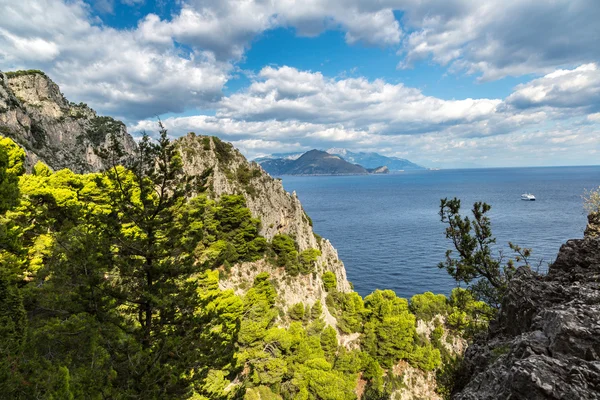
[453,215,600,399]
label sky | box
[0,0,599,168]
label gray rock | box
[453,230,600,399]
[0,70,136,172]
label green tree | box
[0,137,28,395]
[289,302,306,320]
[94,124,217,396]
[409,291,449,321]
[298,248,321,274]
[439,198,529,307]
[362,290,416,367]
[0,137,24,213]
[320,325,338,362]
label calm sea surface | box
[280,166,600,299]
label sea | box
[280,166,600,299]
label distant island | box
[256,148,424,176]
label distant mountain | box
[366,166,389,174]
[259,149,368,175]
[326,148,424,171]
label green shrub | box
[447,288,493,337]
[202,136,211,150]
[5,70,47,78]
[271,235,320,276]
[362,290,416,367]
[436,356,463,399]
[322,271,337,291]
[304,212,313,227]
[320,326,338,362]
[299,248,321,274]
[289,303,305,320]
[409,291,449,321]
[85,116,125,146]
[327,291,364,334]
[310,300,323,320]
[410,344,442,371]
[212,136,233,164]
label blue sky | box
[1,0,599,167]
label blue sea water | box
[280,166,600,299]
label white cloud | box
[219,66,501,133]
[506,64,600,110]
[0,0,230,120]
[131,64,600,167]
[1,0,599,166]
[398,0,600,80]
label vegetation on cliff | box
[0,130,486,399]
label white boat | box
[521,193,536,201]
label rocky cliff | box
[0,70,351,325]
[175,133,352,325]
[0,70,136,172]
[453,215,600,399]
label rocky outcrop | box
[176,133,352,321]
[453,215,600,400]
[0,70,135,172]
[393,361,443,400]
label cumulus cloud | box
[399,0,600,80]
[506,64,600,111]
[130,63,600,166]
[1,0,599,166]
[0,0,230,121]
[129,0,600,80]
[219,66,501,133]
[137,0,402,61]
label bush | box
[202,137,211,150]
[409,291,449,321]
[322,272,337,291]
[446,288,493,337]
[362,290,416,367]
[410,344,442,371]
[271,234,297,265]
[299,248,321,274]
[5,70,47,78]
[271,235,318,276]
[310,300,323,320]
[85,116,125,146]
[320,326,338,362]
[212,136,233,164]
[289,303,305,320]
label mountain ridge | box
[256,148,425,175]
[259,149,370,175]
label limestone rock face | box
[453,230,600,399]
[0,71,136,172]
[176,133,352,319]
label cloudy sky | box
[1,0,599,167]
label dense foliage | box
[0,132,488,399]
